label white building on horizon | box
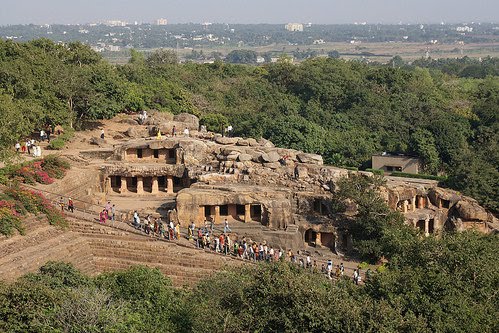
[156,18,168,26]
[285,23,304,32]
[104,20,127,27]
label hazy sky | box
[1,0,498,25]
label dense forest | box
[0,229,497,332]
[0,39,497,211]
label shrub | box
[344,166,359,171]
[41,155,70,179]
[390,171,447,182]
[47,138,65,150]
[48,127,75,150]
[0,156,69,185]
[366,168,384,175]
[0,207,24,236]
[4,187,67,228]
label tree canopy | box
[0,39,497,211]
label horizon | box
[1,21,499,27]
[1,0,498,26]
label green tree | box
[146,49,178,67]
[225,49,258,64]
[409,129,440,174]
[335,174,416,261]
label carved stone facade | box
[88,113,497,253]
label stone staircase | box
[0,217,95,280]
[70,218,241,286]
[0,214,244,287]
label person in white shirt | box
[183,127,190,137]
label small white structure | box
[285,23,304,32]
[155,18,168,26]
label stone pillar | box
[151,177,159,194]
[119,177,128,194]
[316,232,322,246]
[418,196,425,209]
[167,175,174,194]
[411,197,416,212]
[438,198,442,209]
[105,177,112,193]
[244,204,251,223]
[198,206,205,225]
[403,200,408,213]
[214,205,220,224]
[136,177,144,194]
[424,218,430,237]
[228,204,237,218]
[175,149,182,165]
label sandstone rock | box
[144,110,174,124]
[215,136,239,145]
[455,200,488,221]
[260,152,271,163]
[234,162,244,169]
[173,113,199,129]
[125,126,149,138]
[226,152,240,161]
[90,137,106,146]
[238,153,252,162]
[236,139,249,146]
[258,138,275,148]
[247,138,259,146]
[266,151,281,163]
[296,153,323,165]
[264,162,281,169]
[222,147,243,155]
[120,118,139,125]
[295,165,308,179]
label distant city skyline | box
[1,0,498,25]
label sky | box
[0,0,498,25]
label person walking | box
[105,201,111,219]
[68,198,74,213]
[223,218,231,233]
[100,129,105,139]
[175,222,180,240]
[58,197,65,212]
[353,269,359,285]
[15,142,21,153]
[99,209,106,224]
[26,139,31,155]
[111,204,116,222]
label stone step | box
[0,235,92,280]
[89,246,224,269]
[0,225,65,257]
[286,225,300,233]
[92,257,218,286]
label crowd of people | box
[131,210,181,241]
[14,126,65,157]
[15,138,42,157]
[127,211,367,283]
